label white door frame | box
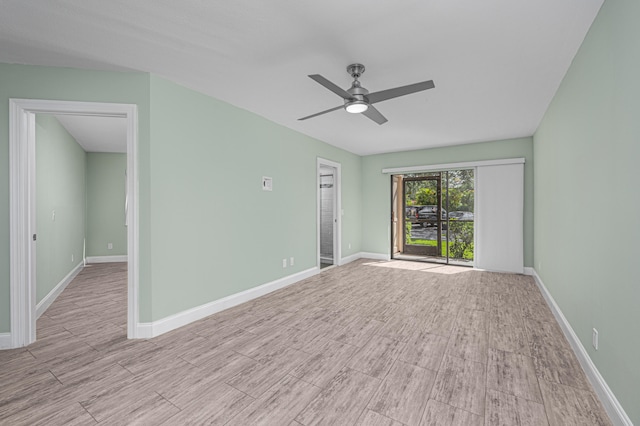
[317,157,341,268]
[9,99,140,348]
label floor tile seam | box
[383,358,438,426]
[443,327,489,365]
[155,390,183,412]
[347,344,400,384]
[356,362,397,426]
[439,353,487,372]
[486,345,537,362]
[48,368,65,386]
[485,381,544,405]
[537,377,562,425]
[528,339,576,355]
[288,371,328,391]
[481,330,495,421]
[366,408,411,426]
[272,374,326,425]
[487,387,547,413]
[223,373,267,398]
[429,396,486,421]
[535,373,599,395]
[77,401,100,424]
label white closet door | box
[476,163,524,273]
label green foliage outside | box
[404,170,474,212]
[448,221,474,260]
[415,187,437,206]
[405,220,474,260]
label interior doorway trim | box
[316,157,341,268]
[9,99,140,348]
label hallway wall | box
[86,152,127,257]
[35,115,86,304]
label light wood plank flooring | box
[0,260,612,425]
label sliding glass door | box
[391,169,474,266]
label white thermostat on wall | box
[262,176,273,191]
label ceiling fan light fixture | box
[345,100,369,114]
[298,63,434,125]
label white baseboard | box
[36,261,84,318]
[135,323,154,339]
[341,252,391,265]
[530,268,632,426]
[0,333,12,349]
[136,266,320,339]
[523,266,535,276]
[340,252,362,265]
[360,252,391,261]
[86,255,128,263]
[320,256,333,264]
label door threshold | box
[392,253,472,268]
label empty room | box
[0,1,638,425]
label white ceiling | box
[1,0,603,155]
[55,115,127,153]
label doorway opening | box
[317,158,341,270]
[391,169,474,266]
[34,113,128,324]
[9,99,139,349]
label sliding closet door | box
[475,163,524,273]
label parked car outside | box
[405,205,425,225]
[448,211,474,221]
[418,205,447,228]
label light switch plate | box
[262,176,273,191]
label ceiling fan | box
[299,63,435,125]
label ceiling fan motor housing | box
[346,64,369,109]
[347,63,365,79]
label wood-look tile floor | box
[0,260,612,425]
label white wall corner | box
[86,255,128,264]
[340,252,362,265]
[0,333,12,349]
[36,261,84,318]
[135,323,154,339]
[523,267,535,276]
[137,266,320,339]
[341,252,391,266]
[359,252,391,261]
[530,269,633,426]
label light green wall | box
[0,63,152,330]
[35,116,86,303]
[533,0,639,422]
[148,75,361,320]
[360,138,534,266]
[86,153,128,257]
[0,63,362,331]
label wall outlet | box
[52,210,56,221]
[107,243,113,250]
[290,257,294,266]
[348,243,351,250]
[592,328,599,350]
[71,254,74,262]
[282,258,287,268]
